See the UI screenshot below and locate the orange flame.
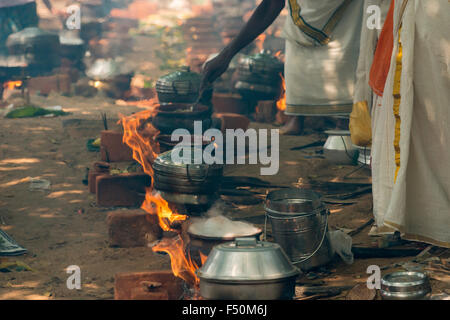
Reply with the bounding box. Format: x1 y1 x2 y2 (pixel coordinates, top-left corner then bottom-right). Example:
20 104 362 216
256 33 266 51
199 252 208 266
277 73 286 111
120 109 200 286
3 81 22 90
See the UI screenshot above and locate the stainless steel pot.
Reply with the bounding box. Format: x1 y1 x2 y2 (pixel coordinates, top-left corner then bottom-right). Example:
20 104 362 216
197 237 300 300
381 271 431 300
323 130 357 165
265 188 333 271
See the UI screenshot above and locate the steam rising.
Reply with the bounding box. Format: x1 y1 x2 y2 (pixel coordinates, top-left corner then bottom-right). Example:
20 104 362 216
188 201 261 238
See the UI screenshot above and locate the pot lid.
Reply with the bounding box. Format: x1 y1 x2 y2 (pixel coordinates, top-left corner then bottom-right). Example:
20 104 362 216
325 129 351 136
197 237 299 281
265 188 325 217
7 27 59 46
153 149 223 178
156 66 201 92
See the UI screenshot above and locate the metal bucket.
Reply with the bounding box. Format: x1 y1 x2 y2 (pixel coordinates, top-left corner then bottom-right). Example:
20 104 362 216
264 188 332 271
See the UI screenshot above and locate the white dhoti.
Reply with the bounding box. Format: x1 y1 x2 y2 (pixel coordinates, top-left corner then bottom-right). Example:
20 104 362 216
370 0 450 247
281 0 364 116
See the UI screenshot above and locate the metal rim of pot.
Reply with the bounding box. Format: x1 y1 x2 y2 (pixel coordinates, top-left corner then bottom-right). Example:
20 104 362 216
152 150 223 178
188 227 263 242
380 271 431 300
153 103 211 118
156 190 218 206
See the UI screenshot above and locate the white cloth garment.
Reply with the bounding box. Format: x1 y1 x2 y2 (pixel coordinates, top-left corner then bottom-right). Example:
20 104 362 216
370 0 450 247
353 0 391 112
281 0 364 116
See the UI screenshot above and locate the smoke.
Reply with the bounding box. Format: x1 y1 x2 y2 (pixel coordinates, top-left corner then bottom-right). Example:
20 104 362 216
188 200 260 238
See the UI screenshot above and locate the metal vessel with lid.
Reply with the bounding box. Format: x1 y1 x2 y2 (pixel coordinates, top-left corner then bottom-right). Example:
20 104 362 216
265 188 333 271
197 237 300 300
323 130 358 165
235 50 283 100
156 66 201 104
152 149 223 206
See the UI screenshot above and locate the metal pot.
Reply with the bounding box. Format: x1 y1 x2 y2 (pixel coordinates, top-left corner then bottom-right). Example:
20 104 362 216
156 66 201 104
6 27 61 72
235 50 283 101
323 130 357 165
197 237 300 300
265 188 333 271
187 226 262 266
151 103 212 135
381 271 431 300
152 149 223 208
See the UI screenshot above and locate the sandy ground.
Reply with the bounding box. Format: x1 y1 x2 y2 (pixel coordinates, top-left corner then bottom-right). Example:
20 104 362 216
0 35 448 300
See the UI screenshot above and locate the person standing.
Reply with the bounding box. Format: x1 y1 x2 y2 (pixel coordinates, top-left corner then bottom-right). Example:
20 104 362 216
202 0 365 135
367 0 450 247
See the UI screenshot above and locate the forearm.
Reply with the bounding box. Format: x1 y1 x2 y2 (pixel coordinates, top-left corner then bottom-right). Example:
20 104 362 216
42 0 53 12
222 0 285 60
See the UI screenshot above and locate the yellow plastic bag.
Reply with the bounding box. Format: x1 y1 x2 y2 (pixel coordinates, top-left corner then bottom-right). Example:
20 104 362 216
349 101 372 147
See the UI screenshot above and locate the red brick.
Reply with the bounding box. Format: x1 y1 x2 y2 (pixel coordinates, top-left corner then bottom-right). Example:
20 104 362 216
106 209 162 247
114 271 184 300
28 74 71 96
96 173 151 207
88 171 107 194
213 112 250 132
88 161 111 194
212 93 248 115
100 130 133 162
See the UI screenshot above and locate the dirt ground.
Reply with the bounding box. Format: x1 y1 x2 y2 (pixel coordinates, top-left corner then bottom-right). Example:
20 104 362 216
0 36 448 300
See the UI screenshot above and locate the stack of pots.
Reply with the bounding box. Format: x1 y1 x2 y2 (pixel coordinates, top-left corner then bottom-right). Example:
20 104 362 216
153 67 214 138
152 149 224 207
265 188 333 271
235 50 284 101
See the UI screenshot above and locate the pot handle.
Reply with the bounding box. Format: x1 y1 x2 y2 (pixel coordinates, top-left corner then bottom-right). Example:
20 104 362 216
235 237 257 246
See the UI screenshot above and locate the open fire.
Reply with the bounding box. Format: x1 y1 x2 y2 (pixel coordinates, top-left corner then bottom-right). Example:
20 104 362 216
3 80 23 90
120 109 200 287
277 73 286 111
